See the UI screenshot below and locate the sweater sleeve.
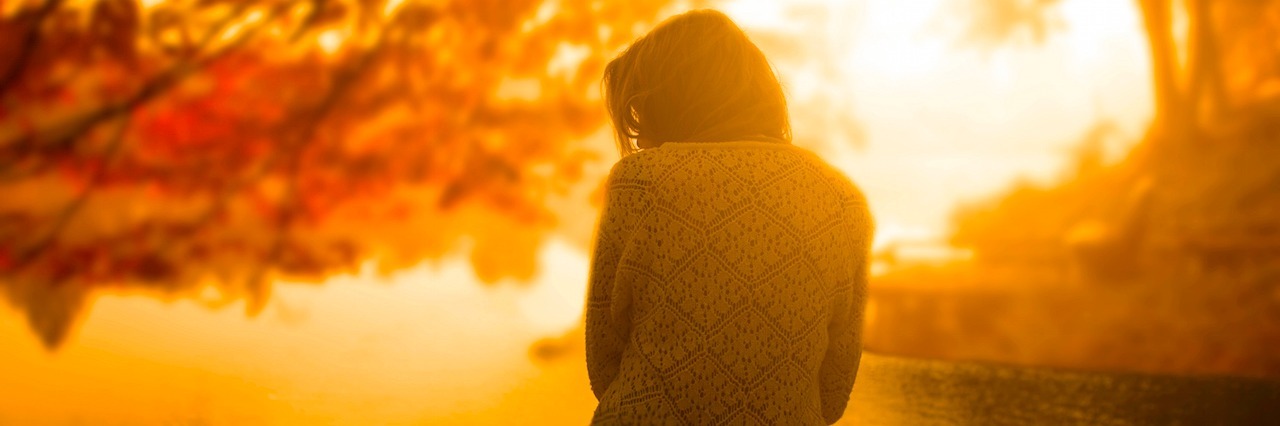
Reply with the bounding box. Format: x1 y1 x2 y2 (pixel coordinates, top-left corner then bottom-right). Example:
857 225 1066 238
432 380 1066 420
585 162 643 401
819 197 873 424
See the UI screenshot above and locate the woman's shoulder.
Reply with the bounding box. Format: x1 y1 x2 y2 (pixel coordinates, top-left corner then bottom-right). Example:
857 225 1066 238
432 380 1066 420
605 149 663 185
774 144 869 206
611 140 800 173
608 142 867 201
604 144 704 185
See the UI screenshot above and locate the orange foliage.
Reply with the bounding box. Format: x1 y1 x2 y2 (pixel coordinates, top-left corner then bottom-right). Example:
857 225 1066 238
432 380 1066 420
919 0 1280 377
0 0 679 348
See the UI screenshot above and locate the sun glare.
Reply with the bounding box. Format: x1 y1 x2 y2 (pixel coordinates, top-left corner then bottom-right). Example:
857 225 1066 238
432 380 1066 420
1058 0 1146 67
724 0 1151 254
317 29 347 54
383 0 408 18
720 0 792 29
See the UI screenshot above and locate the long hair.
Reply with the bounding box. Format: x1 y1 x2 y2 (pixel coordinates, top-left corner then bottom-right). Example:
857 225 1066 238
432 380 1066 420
602 9 792 156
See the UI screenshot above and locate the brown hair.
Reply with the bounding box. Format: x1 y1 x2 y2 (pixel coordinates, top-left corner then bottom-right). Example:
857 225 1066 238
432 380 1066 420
603 9 792 156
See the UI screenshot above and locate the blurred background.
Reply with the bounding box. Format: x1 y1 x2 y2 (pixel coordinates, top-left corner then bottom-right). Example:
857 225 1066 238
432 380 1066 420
1 0 1278 423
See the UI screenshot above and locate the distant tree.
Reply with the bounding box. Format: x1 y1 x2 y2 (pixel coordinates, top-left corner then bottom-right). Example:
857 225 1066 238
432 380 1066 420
949 0 1280 266
0 0 678 349
1145 0 1280 143
956 0 1280 145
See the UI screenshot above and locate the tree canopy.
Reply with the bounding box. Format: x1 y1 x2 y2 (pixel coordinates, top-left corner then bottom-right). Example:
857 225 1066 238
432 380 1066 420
0 0 681 349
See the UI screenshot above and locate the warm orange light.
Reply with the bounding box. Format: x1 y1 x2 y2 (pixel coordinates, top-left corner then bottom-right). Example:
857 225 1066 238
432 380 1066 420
316 29 347 54
2 0 1205 424
383 0 408 18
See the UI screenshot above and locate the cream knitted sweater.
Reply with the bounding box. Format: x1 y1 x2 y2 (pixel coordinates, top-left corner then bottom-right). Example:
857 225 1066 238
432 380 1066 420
586 141 873 425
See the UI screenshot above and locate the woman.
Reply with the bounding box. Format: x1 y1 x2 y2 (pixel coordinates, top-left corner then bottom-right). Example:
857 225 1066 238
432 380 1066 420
586 9 874 425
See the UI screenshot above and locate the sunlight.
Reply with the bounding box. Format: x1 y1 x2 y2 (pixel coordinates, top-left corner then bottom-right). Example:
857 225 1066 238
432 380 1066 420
139 0 167 10
745 0 1153 253
383 0 408 18
317 29 347 54
546 43 592 80
720 0 792 29
848 0 948 79
1058 0 1146 67
515 239 590 336
218 9 267 43
0 238 597 423
521 0 561 33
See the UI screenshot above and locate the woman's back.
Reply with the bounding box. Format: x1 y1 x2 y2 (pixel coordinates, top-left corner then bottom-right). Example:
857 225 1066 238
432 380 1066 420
586 141 873 425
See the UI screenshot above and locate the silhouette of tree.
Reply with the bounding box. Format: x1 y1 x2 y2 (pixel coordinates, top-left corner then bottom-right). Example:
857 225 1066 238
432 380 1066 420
1158 0 1280 142
0 0 678 349
957 0 1280 145
947 0 1280 295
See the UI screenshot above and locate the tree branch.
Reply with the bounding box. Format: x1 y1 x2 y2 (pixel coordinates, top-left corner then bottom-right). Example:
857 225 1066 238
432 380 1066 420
0 0 65 98
14 115 131 271
0 4 280 180
1138 0 1187 140
1188 0 1228 125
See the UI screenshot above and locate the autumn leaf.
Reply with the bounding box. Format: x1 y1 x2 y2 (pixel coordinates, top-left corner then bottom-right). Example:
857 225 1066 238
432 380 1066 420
0 0 678 349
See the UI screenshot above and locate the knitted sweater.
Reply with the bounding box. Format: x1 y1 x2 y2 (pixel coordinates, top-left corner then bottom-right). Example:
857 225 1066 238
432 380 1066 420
586 140 873 425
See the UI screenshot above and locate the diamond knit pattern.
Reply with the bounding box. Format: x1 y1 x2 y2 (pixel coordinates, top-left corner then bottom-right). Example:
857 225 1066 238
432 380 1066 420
587 141 873 425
